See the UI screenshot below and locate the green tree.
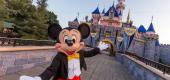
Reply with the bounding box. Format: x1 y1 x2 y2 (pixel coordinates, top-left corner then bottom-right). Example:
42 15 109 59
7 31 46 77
3 0 58 39
0 0 8 32
47 11 59 24
0 0 8 20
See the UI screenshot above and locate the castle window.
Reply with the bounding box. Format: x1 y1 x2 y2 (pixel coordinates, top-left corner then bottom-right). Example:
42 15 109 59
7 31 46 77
105 31 111 37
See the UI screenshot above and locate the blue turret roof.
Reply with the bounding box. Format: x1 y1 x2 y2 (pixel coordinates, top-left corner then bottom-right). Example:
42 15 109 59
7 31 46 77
114 10 119 17
104 9 110 16
102 9 105 14
155 39 160 46
92 7 100 14
73 18 78 22
147 23 155 32
138 25 146 33
112 2 116 11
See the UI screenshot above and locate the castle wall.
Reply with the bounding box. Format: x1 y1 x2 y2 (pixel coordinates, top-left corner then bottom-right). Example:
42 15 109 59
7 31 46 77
115 53 170 80
154 46 160 62
159 44 170 65
144 40 156 61
128 39 145 57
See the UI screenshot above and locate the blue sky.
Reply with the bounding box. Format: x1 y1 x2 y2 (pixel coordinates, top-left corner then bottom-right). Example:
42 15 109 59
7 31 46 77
34 0 170 44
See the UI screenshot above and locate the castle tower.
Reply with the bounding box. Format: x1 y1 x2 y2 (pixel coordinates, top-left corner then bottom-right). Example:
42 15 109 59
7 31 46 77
116 0 125 15
125 10 133 27
99 1 123 28
92 7 100 25
68 17 79 27
127 10 131 24
143 22 159 61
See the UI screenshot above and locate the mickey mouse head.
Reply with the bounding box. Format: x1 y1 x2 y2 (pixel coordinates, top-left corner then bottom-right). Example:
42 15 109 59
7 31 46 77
48 23 90 55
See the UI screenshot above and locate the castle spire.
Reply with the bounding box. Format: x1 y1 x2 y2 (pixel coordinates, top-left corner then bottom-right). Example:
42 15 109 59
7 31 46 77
151 16 153 23
102 8 105 14
77 12 79 18
147 16 155 33
112 1 115 7
127 9 131 23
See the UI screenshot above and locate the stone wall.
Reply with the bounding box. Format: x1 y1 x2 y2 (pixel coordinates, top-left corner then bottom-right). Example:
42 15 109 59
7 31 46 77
0 48 57 76
128 39 145 57
116 53 170 80
144 40 156 60
159 44 170 65
155 46 160 62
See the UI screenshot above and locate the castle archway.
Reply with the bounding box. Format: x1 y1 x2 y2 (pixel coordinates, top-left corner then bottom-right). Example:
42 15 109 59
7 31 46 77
101 39 115 56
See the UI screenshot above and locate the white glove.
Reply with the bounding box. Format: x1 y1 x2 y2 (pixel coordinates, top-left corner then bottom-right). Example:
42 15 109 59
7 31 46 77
20 75 41 80
97 42 109 51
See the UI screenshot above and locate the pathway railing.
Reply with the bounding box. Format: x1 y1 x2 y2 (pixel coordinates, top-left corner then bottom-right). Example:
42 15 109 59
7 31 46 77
118 51 170 75
0 37 56 46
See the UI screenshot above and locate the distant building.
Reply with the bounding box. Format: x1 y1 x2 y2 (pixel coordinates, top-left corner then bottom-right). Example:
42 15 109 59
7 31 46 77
0 22 21 38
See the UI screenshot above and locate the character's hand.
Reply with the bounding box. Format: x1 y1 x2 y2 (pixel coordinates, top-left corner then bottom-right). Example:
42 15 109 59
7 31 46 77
97 42 109 51
20 75 41 80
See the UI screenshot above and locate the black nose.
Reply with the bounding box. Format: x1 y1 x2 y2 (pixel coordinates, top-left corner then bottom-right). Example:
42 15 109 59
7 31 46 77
66 40 73 46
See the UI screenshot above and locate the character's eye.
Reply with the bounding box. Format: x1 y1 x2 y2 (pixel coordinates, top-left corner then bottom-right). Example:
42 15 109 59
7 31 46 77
64 35 68 43
72 35 76 43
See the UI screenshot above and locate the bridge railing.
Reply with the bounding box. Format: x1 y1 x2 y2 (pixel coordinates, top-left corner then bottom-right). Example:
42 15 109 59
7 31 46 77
118 51 170 75
0 37 56 46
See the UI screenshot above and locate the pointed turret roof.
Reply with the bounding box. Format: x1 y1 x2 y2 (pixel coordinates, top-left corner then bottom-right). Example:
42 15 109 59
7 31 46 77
114 10 119 17
138 25 146 33
111 2 116 12
147 22 155 32
73 18 78 22
104 9 110 16
92 7 100 14
155 39 160 46
102 8 105 14
127 10 131 23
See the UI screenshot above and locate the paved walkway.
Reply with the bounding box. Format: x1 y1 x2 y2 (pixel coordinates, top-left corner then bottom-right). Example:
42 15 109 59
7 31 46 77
0 54 135 80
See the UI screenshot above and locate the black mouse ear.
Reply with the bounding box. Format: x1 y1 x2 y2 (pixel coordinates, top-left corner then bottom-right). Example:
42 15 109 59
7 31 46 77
78 23 90 39
48 23 62 40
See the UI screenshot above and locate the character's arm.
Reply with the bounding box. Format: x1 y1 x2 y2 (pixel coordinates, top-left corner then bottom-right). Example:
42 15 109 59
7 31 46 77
83 42 109 57
83 47 100 57
20 54 61 80
39 54 61 80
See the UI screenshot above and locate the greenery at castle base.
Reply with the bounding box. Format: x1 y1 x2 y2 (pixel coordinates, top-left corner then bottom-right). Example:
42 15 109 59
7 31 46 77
0 0 58 40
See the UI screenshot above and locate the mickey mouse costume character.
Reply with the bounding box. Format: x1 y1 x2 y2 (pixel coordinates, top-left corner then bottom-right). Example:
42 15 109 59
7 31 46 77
20 23 109 80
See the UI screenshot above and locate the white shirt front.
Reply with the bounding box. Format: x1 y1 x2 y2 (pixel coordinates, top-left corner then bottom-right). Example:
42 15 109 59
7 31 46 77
68 58 81 79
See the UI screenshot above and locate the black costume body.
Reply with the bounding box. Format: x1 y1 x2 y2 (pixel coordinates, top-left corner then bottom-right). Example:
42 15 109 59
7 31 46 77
39 48 100 80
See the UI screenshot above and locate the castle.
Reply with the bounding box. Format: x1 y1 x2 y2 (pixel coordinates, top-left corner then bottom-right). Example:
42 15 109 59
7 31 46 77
68 0 170 65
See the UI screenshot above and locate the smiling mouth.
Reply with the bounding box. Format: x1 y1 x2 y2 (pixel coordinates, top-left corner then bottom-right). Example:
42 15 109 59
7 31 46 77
66 50 76 55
